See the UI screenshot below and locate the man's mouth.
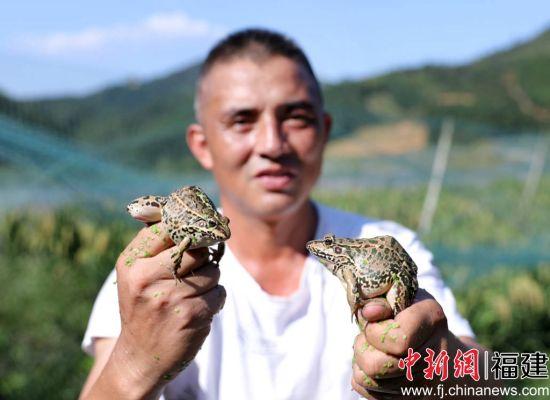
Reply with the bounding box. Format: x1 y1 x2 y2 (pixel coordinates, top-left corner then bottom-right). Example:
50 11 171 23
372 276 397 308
254 168 297 191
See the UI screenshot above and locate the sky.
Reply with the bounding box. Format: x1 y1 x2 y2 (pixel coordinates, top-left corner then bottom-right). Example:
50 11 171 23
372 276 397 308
1 1 548 99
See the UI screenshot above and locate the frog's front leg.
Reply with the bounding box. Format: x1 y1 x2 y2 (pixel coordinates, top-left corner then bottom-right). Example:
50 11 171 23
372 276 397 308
170 236 191 282
209 242 225 266
342 267 362 323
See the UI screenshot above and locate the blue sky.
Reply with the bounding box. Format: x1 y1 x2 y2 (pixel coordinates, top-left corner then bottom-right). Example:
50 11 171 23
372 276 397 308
1 0 548 99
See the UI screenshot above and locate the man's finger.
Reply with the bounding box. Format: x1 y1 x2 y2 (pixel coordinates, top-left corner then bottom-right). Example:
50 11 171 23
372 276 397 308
180 285 227 329
123 247 209 286
352 363 402 399
153 247 210 281
146 262 221 299
361 298 393 322
363 290 444 356
354 333 403 379
351 365 376 399
119 223 173 267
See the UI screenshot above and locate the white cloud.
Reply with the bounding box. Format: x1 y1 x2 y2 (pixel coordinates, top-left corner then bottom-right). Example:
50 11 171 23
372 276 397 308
14 11 225 55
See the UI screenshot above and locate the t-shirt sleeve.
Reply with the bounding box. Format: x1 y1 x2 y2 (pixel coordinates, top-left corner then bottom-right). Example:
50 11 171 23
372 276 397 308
402 232 475 339
81 268 121 356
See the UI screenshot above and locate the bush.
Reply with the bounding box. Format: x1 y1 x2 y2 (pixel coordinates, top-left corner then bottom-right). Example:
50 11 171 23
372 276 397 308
0 208 134 400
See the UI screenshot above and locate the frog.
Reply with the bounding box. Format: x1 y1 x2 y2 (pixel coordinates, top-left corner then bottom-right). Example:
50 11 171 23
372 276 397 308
306 234 418 323
126 185 231 281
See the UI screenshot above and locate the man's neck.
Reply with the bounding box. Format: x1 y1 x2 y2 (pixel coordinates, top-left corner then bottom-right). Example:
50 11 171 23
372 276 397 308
221 198 318 296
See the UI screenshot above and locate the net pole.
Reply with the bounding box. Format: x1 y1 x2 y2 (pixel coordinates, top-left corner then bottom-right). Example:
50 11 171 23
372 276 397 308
418 118 454 236
518 136 548 219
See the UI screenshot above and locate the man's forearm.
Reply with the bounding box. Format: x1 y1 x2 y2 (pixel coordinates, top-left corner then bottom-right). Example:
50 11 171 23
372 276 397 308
81 340 165 400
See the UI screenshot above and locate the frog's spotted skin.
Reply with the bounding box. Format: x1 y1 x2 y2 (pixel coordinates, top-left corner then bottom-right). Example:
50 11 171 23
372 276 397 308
306 234 418 322
127 186 231 280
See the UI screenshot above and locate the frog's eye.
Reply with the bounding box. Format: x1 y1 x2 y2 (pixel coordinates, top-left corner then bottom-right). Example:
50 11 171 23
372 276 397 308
334 246 342 254
324 235 334 246
207 220 217 228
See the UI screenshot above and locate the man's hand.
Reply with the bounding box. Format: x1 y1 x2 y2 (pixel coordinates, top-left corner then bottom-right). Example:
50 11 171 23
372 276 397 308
82 223 226 399
351 289 474 399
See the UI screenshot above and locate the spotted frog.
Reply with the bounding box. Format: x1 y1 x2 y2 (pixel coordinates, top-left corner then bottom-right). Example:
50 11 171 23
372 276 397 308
306 234 418 322
127 186 231 280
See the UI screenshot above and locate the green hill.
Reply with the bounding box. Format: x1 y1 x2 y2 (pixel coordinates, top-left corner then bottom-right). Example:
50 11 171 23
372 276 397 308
5 65 201 171
330 26 550 132
2 27 549 171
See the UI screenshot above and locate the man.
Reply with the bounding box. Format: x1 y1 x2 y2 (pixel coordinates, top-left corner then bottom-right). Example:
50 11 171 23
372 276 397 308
80 29 491 399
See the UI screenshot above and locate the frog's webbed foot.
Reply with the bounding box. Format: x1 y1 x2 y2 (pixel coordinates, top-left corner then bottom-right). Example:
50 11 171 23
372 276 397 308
170 237 191 283
209 242 225 266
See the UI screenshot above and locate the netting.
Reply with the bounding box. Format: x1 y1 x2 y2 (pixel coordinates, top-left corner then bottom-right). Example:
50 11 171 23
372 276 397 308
0 112 548 283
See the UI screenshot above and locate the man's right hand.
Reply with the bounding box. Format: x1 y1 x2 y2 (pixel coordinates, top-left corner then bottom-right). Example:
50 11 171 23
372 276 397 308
81 223 226 400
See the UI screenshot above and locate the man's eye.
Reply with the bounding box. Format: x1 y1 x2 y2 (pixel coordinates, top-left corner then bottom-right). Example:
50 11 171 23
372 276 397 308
285 115 314 128
231 118 254 131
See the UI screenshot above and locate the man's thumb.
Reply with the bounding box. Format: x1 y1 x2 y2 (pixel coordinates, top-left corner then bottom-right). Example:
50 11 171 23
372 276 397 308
361 298 393 322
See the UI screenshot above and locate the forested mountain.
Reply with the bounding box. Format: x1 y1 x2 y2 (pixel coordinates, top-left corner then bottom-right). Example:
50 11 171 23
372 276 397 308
326 26 550 133
2 27 548 170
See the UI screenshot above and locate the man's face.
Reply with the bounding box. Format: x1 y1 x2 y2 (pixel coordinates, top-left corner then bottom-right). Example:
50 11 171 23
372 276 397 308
191 56 330 221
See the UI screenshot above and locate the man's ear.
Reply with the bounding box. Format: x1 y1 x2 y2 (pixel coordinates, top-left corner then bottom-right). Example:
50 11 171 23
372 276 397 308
186 123 213 170
322 112 332 144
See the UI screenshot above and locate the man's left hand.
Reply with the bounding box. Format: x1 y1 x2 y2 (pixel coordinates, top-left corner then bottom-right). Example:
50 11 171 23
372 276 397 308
351 289 456 399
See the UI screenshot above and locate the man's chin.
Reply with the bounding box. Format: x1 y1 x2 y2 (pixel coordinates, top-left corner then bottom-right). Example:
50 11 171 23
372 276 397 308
247 190 308 221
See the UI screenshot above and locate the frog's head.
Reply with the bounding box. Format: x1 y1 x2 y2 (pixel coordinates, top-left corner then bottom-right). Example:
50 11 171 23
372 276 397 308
185 209 231 247
306 234 352 275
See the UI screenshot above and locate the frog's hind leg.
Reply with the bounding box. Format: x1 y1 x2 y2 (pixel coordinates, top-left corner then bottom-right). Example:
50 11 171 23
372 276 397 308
170 237 191 282
209 242 225 266
386 276 409 315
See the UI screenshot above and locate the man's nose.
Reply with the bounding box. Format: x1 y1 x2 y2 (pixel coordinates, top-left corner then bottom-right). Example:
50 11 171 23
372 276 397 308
256 115 288 159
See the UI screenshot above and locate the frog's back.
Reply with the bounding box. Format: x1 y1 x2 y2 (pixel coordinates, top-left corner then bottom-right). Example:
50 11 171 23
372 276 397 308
164 186 211 221
361 236 417 276
358 236 419 312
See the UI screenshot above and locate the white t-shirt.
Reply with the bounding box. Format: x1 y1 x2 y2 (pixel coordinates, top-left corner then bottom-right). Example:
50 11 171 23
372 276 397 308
82 203 474 400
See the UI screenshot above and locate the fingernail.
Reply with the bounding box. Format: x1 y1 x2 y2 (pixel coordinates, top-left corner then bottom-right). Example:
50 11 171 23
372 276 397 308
364 298 387 307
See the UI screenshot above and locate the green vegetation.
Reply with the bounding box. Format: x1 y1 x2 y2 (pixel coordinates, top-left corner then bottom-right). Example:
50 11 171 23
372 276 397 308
0 209 134 399
315 178 549 249
0 177 547 399
457 266 549 354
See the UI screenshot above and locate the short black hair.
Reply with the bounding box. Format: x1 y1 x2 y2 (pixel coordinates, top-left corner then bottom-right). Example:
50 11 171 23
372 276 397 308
195 28 323 116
